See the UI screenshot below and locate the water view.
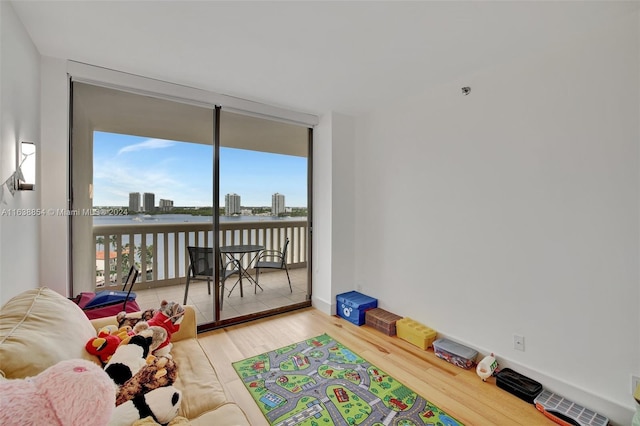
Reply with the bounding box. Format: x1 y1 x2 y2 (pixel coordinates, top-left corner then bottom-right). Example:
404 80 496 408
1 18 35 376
94 213 305 225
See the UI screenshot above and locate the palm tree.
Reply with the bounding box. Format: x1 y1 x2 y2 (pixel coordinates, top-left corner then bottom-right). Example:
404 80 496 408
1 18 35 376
136 244 154 280
109 235 119 251
96 236 104 252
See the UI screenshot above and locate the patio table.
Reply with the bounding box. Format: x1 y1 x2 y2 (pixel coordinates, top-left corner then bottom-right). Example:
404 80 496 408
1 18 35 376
219 244 264 297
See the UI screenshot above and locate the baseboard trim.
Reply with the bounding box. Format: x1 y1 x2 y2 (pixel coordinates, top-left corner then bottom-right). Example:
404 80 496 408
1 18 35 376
311 295 334 316
437 332 635 426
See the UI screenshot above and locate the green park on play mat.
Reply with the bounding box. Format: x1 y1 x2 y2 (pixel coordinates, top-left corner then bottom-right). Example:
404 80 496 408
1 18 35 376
232 333 464 426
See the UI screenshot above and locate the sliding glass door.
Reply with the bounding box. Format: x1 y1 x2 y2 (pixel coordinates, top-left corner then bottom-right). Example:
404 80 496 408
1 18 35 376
70 82 311 329
215 111 310 322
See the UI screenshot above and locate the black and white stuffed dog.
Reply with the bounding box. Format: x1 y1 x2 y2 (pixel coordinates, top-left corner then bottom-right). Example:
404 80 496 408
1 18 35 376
108 386 182 426
104 334 152 386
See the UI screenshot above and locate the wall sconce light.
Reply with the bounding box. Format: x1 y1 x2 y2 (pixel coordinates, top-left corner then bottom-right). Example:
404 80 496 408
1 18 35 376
16 141 36 191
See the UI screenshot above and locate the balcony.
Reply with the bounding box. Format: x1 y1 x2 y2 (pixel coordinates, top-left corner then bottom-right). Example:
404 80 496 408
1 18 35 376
93 218 309 323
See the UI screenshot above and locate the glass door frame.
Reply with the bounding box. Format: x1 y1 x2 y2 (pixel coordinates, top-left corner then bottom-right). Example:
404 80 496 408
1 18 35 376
199 107 313 332
68 74 313 332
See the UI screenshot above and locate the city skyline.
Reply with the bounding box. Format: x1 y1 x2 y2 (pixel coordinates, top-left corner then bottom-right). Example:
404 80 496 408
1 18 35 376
93 131 308 207
125 190 295 211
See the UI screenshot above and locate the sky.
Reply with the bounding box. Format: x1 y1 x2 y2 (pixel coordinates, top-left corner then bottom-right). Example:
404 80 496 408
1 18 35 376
93 131 308 207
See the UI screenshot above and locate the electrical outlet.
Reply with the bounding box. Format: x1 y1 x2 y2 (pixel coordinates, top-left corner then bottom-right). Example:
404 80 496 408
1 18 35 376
632 375 640 394
513 335 525 351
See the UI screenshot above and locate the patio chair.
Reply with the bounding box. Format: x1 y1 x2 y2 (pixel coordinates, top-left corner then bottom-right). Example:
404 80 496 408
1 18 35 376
254 237 291 293
184 246 239 308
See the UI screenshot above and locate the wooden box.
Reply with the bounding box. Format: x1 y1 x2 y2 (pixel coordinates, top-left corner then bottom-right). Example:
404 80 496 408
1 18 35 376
365 308 403 336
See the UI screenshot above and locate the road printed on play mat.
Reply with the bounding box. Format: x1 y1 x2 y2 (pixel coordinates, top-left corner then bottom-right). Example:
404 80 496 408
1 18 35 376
233 333 464 426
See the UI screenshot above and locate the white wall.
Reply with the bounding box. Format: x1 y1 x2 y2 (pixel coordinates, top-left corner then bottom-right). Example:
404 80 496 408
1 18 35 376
330 113 356 309
312 112 357 314
0 2 41 305
39 56 69 297
354 10 639 424
311 113 333 313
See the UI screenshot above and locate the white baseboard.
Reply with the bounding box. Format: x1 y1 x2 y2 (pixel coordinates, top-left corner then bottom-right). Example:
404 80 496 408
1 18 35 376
311 295 334 316
437 332 635 426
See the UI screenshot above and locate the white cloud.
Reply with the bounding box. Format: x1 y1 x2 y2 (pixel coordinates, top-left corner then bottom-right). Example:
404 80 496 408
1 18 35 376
117 139 175 155
93 158 212 207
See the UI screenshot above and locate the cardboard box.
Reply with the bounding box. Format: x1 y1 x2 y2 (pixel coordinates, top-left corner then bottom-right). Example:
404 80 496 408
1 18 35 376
365 308 403 336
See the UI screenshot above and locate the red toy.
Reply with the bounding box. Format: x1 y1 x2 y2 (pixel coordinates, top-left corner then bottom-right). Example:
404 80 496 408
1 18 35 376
85 327 123 363
134 300 184 357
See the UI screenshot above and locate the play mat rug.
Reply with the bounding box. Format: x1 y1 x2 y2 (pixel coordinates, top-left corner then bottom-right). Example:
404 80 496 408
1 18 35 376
232 333 464 426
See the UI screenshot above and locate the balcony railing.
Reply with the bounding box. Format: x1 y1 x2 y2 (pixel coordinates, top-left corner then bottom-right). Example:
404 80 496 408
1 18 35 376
93 219 308 289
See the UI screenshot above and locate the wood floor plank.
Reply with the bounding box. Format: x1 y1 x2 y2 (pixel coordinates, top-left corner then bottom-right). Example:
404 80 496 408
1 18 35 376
197 307 552 425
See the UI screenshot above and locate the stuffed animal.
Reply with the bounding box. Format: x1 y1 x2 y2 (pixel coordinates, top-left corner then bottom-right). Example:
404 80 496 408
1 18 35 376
86 328 123 364
116 356 178 406
117 308 157 329
104 333 153 386
108 386 182 426
134 300 185 357
115 319 166 355
0 359 115 426
101 324 135 341
85 325 136 363
144 326 168 354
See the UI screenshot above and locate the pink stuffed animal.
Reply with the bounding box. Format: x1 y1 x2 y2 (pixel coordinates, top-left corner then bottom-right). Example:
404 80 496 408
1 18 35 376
0 359 115 426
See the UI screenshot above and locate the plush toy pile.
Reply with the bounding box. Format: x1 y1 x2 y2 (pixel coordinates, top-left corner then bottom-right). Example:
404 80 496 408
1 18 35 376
81 300 185 425
0 359 115 426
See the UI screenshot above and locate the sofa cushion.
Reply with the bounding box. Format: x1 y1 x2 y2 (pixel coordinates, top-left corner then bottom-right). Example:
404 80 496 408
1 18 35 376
189 403 251 426
0 287 100 379
171 338 228 419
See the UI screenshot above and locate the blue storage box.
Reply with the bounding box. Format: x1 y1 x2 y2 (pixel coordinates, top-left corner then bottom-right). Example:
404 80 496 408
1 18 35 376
336 291 378 326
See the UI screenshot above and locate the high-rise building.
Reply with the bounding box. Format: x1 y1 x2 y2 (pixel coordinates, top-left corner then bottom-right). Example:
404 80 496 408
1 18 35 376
159 199 174 212
143 192 155 212
272 193 285 216
129 192 141 212
225 193 241 215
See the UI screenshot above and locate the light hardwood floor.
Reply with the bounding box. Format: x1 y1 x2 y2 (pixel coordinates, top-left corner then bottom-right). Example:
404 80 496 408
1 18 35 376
197 307 552 425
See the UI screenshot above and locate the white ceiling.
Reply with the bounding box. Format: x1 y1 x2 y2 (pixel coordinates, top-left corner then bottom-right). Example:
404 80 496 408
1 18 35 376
10 1 639 116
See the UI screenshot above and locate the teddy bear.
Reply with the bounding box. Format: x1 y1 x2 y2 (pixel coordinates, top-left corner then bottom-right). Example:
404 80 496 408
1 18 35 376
116 356 178 406
134 300 185 357
0 359 115 426
108 385 182 426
